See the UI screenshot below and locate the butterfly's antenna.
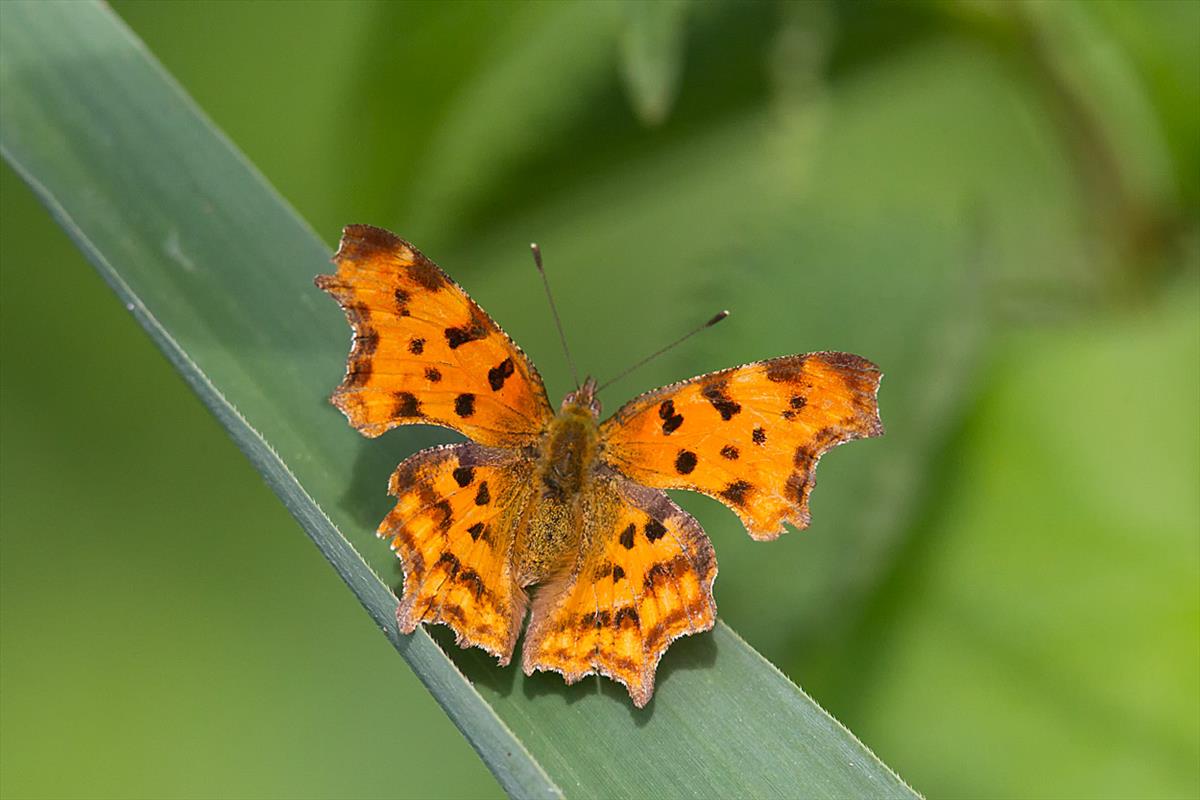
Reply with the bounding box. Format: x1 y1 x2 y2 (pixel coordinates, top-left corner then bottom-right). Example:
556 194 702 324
530 243 580 389
597 310 729 393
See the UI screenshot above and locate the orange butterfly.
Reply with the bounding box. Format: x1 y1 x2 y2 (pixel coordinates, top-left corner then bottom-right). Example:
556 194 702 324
316 225 883 707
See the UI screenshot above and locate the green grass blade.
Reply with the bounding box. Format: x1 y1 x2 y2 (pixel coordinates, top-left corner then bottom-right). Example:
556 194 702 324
0 2 917 797
618 0 689 126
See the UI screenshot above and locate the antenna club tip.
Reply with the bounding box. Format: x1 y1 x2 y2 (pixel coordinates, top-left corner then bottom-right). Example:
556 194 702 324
707 310 731 326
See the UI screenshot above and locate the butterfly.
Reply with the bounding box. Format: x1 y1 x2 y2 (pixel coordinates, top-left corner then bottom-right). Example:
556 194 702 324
315 225 883 707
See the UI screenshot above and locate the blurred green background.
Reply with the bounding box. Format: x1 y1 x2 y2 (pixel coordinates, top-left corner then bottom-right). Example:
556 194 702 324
2 1 1197 798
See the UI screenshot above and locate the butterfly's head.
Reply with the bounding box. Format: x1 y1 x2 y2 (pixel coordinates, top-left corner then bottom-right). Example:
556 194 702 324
560 376 601 418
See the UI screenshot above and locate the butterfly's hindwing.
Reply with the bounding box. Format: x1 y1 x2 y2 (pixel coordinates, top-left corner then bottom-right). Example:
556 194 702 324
521 470 716 707
381 443 533 663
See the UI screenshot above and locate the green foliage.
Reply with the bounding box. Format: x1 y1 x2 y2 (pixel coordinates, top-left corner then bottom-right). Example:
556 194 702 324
2 0 1196 798
0 2 917 798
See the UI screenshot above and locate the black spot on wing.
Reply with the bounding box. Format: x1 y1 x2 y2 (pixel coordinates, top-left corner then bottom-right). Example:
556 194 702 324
720 444 740 460
436 551 460 574
720 480 753 507
619 523 636 549
474 481 491 506
644 561 673 590
644 519 668 542
467 521 486 541
752 426 767 445
674 450 698 475
444 322 487 349
454 393 475 418
581 610 612 629
612 565 626 582
393 391 421 417
424 367 442 382
488 357 515 391
613 607 640 628
408 337 425 355
658 399 684 435
702 381 742 420
452 466 474 487
783 393 808 420
393 289 411 316
457 567 487 600
433 500 454 532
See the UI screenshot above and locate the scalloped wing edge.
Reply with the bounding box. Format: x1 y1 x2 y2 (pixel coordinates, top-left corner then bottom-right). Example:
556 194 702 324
602 351 885 540
315 224 553 441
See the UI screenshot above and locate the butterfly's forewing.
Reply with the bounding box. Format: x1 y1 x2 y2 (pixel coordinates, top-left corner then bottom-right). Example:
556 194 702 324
600 352 883 540
522 472 716 707
316 225 553 447
380 443 535 664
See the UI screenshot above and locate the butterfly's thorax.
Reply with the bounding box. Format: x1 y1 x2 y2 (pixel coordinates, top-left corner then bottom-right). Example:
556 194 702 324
515 380 603 584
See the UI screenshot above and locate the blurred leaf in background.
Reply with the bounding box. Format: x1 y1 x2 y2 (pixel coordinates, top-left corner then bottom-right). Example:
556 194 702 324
1 1 1196 798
